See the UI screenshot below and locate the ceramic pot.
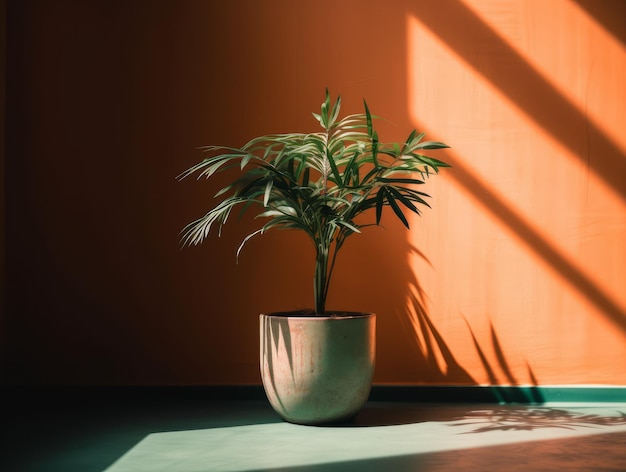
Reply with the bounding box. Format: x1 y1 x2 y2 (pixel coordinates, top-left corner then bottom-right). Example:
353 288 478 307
260 311 376 425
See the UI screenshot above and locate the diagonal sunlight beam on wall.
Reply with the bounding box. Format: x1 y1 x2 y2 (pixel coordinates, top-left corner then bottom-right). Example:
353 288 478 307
461 0 626 157
406 0 626 375
406 2 626 384
408 0 626 201
442 150 626 336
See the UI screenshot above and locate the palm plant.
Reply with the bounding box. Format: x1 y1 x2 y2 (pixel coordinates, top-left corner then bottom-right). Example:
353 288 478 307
179 90 450 314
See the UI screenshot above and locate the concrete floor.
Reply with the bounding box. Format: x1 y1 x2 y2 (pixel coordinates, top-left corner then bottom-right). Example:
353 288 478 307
2 392 626 471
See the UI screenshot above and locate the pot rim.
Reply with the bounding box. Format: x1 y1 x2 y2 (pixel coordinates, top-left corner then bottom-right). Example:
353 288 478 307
260 310 375 320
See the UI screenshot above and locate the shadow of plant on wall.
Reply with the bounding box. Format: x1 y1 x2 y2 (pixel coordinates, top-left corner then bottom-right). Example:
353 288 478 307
399 245 542 398
463 316 544 404
399 246 474 384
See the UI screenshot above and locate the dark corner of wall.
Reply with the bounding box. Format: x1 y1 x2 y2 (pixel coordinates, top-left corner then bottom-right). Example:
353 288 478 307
1 0 6 383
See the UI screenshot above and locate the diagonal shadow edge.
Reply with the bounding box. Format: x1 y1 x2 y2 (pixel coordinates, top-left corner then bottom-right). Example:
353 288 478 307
445 151 626 336
410 0 626 200
571 0 626 47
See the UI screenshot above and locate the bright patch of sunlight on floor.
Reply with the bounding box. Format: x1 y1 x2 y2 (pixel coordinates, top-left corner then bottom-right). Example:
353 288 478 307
105 405 626 472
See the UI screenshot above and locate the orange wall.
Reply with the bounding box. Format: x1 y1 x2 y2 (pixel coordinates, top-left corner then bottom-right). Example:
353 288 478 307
3 0 625 386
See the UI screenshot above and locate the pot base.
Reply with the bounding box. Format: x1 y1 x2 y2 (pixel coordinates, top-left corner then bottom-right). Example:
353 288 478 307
260 312 376 425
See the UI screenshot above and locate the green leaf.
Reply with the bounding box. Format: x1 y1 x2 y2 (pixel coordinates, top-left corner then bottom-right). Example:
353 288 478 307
328 94 342 128
320 89 331 129
378 176 425 185
337 219 361 233
405 129 418 146
327 151 343 186
302 167 310 187
411 154 452 171
180 89 450 315
361 166 382 185
407 131 425 147
386 190 410 228
392 142 401 157
375 187 386 225
236 228 264 261
415 141 450 150
240 153 253 169
371 129 379 165
263 180 273 207
364 99 373 138
257 209 285 218
276 205 298 217
387 187 418 214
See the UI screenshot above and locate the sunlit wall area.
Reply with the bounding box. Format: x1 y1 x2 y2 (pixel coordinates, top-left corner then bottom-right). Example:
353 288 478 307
405 0 626 385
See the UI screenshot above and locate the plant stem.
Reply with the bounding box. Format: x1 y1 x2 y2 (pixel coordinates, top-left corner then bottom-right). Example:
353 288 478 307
314 242 329 314
314 230 346 315
323 236 344 309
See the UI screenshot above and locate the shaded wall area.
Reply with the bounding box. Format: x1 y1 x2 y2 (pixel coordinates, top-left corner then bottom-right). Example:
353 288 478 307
0 0 5 379
2 0 625 386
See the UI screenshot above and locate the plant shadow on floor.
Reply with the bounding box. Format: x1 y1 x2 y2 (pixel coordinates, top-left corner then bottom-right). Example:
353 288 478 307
338 403 626 433
447 407 626 433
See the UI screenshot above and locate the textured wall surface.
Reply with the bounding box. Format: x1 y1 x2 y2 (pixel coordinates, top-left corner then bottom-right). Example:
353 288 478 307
3 0 625 385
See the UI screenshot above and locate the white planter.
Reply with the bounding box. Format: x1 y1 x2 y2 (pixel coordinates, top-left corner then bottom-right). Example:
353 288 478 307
260 312 376 425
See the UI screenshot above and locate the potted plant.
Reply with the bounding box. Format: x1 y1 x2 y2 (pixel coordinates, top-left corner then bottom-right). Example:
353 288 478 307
179 90 449 424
